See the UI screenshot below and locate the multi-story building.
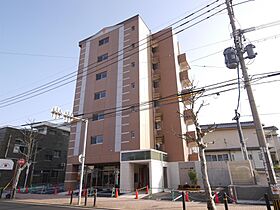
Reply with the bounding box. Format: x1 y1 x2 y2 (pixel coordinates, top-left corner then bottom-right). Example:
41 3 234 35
0 122 70 188
65 15 192 193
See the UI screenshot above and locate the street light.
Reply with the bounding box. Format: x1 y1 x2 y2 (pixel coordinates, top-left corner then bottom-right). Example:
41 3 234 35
51 106 89 205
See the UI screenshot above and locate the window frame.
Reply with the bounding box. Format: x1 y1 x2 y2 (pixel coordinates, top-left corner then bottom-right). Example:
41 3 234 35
96 71 107 81
99 37 109 46
91 135 104 144
92 112 105 121
97 53 108 62
94 90 106 100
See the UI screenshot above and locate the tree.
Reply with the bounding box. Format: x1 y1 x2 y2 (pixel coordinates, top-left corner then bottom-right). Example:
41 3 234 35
182 86 216 210
11 123 38 198
188 169 198 186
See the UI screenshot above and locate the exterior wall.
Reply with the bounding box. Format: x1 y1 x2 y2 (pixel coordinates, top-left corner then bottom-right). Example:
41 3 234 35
151 28 187 162
120 162 134 193
167 162 180 189
149 160 167 193
138 17 152 150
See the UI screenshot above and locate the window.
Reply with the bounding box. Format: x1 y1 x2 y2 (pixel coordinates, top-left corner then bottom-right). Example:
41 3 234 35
259 152 263 160
13 138 25 153
131 82 135 89
152 47 159 54
94 90 106 100
53 150 61 158
91 135 103 144
99 37 109 46
153 100 160 108
96 71 107 80
206 155 212 161
223 154 229 161
51 170 59 178
206 154 229 162
131 26 135 31
131 62 135 67
131 131 135 139
155 122 161 130
45 154 53 161
248 154 253 160
153 80 160 88
152 63 159 70
131 43 135 48
92 112 105 121
211 155 217 161
97 53 108 62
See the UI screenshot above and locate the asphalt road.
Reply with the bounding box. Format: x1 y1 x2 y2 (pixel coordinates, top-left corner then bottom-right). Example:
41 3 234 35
0 201 104 210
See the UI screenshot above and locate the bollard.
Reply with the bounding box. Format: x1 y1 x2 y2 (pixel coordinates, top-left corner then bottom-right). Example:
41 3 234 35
25 187 28 193
223 192 229 210
135 189 139 199
54 187 57 195
146 185 149 194
70 190 73 205
214 192 219 203
67 188 71 195
93 189 97 207
84 189 88 206
264 194 271 210
185 191 189 202
115 188 118 198
182 191 186 210
0 188 3 199
18 187 20 193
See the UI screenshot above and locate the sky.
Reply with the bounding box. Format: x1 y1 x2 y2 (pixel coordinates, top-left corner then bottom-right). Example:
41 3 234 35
0 0 280 130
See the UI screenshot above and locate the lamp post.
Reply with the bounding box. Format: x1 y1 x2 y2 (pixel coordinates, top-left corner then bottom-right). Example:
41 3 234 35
51 106 89 205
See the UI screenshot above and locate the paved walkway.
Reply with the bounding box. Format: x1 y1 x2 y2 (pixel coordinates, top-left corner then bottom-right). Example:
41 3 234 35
1 193 271 210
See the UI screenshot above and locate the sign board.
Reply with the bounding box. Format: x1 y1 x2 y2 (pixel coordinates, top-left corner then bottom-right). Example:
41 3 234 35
0 159 14 170
271 184 280 195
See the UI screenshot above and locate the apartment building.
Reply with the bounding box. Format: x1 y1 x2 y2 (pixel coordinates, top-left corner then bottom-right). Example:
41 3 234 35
65 15 192 193
0 122 69 188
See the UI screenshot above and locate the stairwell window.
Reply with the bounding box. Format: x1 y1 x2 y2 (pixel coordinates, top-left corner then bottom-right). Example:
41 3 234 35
92 112 105 121
99 37 109 46
152 63 159 70
94 90 106 100
91 135 103 144
96 71 107 80
97 53 108 62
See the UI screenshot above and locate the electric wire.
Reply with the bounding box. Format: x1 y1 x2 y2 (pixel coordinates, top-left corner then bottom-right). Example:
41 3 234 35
0 2 227 108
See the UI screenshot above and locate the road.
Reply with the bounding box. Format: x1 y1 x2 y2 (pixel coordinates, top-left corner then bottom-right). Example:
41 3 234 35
0 201 106 210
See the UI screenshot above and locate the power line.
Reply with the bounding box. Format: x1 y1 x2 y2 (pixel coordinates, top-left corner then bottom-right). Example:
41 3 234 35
0 1 226 108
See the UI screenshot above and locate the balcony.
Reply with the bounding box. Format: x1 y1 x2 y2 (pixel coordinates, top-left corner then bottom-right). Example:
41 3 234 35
183 109 195 125
185 131 196 143
152 56 159 64
188 153 199 161
178 53 190 71
152 73 161 81
155 112 163 122
179 70 191 88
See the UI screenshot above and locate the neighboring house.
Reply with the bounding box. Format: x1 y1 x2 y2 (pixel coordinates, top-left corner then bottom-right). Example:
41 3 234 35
0 122 70 188
65 15 193 193
201 121 279 170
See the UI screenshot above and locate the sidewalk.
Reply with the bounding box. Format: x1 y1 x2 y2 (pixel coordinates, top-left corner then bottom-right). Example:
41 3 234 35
2 193 270 210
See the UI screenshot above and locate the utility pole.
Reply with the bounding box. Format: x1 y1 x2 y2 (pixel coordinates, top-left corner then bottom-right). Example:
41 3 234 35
225 0 278 196
51 106 89 206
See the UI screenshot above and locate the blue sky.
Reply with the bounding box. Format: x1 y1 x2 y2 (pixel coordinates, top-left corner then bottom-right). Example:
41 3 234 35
0 0 280 129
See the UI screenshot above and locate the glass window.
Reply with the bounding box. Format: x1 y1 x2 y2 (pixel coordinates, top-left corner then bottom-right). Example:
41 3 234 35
153 100 160 108
152 47 159 53
206 155 212 161
99 37 109 46
131 26 135 31
96 71 107 80
91 135 103 144
152 63 159 70
94 91 106 100
218 155 223 161
131 62 135 67
131 82 135 89
223 154 229 161
153 80 160 88
97 53 108 62
259 152 263 160
45 154 53 161
248 154 253 160
211 155 217 161
53 150 61 158
131 131 135 139
131 43 135 48
155 122 161 130
92 112 105 121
